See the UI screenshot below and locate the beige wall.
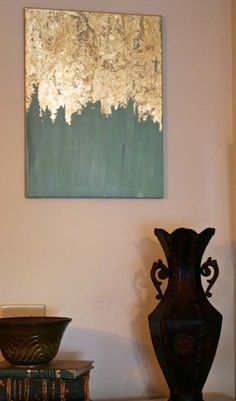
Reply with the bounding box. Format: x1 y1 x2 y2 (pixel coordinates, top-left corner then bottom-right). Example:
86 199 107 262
0 0 234 399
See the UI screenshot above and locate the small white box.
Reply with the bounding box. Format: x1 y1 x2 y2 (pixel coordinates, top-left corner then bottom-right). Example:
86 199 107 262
1 304 46 317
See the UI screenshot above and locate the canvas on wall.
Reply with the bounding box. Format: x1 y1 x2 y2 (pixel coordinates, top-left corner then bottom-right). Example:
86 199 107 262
25 8 163 198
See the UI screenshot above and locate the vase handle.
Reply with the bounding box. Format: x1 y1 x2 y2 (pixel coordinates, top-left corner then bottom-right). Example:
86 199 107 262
200 257 219 297
151 259 169 300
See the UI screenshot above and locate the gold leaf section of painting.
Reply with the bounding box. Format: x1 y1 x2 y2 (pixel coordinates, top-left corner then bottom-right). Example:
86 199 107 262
25 9 162 129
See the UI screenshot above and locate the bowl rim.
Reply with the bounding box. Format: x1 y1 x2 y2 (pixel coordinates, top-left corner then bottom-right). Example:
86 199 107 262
0 316 72 325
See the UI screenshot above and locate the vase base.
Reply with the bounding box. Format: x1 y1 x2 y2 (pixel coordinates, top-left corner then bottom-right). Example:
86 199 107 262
168 395 203 401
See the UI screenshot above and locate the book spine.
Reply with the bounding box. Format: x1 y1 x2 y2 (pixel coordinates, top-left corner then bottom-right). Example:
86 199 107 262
6 378 10 401
0 380 6 401
18 379 22 401
42 378 47 401
0 374 89 401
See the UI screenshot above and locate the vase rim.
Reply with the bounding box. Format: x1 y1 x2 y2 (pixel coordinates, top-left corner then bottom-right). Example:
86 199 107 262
154 227 216 264
154 227 215 237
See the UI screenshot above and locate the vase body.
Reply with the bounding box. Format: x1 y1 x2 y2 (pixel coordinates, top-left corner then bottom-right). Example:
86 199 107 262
148 228 222 401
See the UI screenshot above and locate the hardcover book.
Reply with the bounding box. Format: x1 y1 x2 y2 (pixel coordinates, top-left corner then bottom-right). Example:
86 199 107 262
0 376 89 401
0 360 93 379
0 360 93 401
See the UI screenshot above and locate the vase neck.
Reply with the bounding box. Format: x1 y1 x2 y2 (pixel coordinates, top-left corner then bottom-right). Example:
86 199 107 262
154 227 216 300
168 257 202 297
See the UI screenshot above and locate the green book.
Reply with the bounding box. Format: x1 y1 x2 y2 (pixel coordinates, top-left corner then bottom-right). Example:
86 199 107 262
0 360 93 379
0 375 90 401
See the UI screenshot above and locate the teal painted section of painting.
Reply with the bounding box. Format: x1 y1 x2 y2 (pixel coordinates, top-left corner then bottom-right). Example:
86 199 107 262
26 93 163 198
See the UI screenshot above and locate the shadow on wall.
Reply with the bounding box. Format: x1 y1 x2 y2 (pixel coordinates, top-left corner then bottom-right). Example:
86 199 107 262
57 325 166 400
131 234 169 398
55 234 169 400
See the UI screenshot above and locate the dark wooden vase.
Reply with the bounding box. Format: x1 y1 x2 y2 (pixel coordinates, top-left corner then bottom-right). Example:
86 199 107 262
148 228 222 401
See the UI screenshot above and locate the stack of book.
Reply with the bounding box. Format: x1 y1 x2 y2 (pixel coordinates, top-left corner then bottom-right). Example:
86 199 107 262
0 360 93 401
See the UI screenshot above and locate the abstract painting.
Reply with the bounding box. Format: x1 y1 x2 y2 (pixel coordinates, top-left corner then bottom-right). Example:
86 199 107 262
25 8 163 198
